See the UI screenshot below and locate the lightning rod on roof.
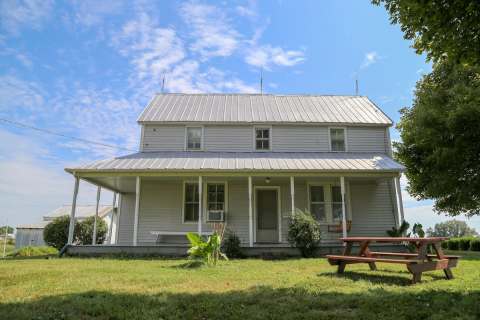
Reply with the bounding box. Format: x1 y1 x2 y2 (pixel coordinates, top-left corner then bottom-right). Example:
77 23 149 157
260 68 263 95
161 75 166 93
355 78 359 96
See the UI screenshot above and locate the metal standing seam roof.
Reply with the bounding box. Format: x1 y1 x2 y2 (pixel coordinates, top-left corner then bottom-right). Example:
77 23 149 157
137 94 393 125
66 152 404 173
43 205 113 220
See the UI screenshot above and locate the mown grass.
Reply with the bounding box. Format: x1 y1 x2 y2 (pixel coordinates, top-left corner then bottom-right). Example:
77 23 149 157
1 253 479 319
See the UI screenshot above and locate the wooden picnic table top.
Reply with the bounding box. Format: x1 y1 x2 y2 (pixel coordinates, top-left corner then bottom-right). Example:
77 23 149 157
340 237 448 243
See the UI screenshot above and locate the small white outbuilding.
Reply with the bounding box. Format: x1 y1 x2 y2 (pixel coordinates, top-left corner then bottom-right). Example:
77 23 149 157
15 205 114 248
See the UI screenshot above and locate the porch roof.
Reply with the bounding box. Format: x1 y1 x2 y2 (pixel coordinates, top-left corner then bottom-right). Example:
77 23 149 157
65 151 404 174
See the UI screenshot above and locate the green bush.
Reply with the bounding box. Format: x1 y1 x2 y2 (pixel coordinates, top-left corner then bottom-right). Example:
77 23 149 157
287 209 321 258
447 239 460 250
221 231 244 259
11 246 58 257
76 216 108 245
459 238 472 251
441 240 448 249
43 216 80 250
470 239 480 251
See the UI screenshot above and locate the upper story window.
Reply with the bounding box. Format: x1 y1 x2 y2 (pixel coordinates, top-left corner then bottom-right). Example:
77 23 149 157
255 127 271 151
186 127 202 150
330 128 346 152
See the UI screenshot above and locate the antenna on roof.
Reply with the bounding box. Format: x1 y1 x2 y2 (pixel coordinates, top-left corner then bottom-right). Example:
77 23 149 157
161 75 166 93
355 77 359 96
260 68 263 95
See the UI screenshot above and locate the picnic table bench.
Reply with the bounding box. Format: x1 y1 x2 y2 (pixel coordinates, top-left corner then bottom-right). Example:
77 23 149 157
326 237 459 284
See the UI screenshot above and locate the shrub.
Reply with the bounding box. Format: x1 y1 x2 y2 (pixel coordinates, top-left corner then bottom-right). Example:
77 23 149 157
459 238 472 251
76 216 108 245
11 246 58 257
441 240 448 249
288 209 321 258
447 239 460 250
43 216 80 250
470 239 480 251
221 231 244 259
386 221 410 237
186 232 228 266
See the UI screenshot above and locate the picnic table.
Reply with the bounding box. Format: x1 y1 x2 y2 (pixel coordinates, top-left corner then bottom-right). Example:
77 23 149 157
326 237 460 284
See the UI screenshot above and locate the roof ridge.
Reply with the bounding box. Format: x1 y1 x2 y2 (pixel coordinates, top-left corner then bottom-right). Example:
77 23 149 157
154 93 367 98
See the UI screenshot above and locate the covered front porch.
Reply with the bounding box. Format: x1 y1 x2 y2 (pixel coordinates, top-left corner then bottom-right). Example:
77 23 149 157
63 151 405 254
64 173 404 250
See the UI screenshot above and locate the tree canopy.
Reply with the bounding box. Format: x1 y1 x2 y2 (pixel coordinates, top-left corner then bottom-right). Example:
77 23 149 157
372 0 480 65
426 220 478 238
394 61 480 216
0 226 14 234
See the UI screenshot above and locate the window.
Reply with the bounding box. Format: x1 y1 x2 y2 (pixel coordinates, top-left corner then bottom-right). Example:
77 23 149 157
184 183 199 222
331 186 343 222
309 184 345 223
309 186 326 222
330 128 346 152
207 183 225 211
186 127 202 150
255 127 270 150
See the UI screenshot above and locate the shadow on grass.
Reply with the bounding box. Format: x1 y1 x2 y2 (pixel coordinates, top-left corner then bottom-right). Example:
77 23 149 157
1 287 478 320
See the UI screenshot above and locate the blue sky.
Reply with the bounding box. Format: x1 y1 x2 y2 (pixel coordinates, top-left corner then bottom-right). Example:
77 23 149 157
1 0 479 231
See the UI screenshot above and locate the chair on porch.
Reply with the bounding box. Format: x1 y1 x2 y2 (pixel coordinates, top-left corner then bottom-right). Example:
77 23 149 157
327 220 352 233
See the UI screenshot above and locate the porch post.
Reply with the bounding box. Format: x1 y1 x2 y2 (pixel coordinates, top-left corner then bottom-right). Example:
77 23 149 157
290 176 295 214
340 176 347 239
395 175 405 224
198 176 203 235
133 176 141 246
107 192 117 244
114 193 122 244
67 176 80 245
92 186 101 245
248 176 253 247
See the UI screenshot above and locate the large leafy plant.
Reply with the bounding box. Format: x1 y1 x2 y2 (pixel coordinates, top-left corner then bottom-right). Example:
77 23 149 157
186 224 228 266
287 209 321 258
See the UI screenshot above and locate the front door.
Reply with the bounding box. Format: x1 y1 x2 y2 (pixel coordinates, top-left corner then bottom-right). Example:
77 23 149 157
256 188 279 243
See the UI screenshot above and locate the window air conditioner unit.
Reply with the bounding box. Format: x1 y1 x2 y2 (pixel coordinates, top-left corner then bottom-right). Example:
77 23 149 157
207 210 225 222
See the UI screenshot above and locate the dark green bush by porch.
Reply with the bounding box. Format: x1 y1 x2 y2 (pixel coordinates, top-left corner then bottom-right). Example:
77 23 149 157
221 232 244 259
470 239 480 251
43 216 79 250
287 210 321 258
76 216 108 245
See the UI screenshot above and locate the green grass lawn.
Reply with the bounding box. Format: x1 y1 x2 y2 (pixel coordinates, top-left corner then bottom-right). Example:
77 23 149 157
1 252 479 319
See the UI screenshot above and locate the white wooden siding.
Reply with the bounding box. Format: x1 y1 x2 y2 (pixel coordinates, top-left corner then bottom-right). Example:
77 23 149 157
273 126 329 152
142 125 185 151
204 126 252 152
117 193 135 244
140 124 391 153
349 180 396 236
347 127 387 153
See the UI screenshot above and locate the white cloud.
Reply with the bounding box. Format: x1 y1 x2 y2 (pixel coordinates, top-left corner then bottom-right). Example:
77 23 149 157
71 0 125 27
0 0 53 34
179 1 240 59
0 129 113 227
245 45 305 69
0 75 45 118
236 0 258 18
404 205 480 231
360 51 379 69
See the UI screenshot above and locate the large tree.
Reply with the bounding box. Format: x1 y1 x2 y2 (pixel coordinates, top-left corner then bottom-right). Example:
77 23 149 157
372 0 480 65
427 220 478 238
374 0 480 216
395 61 480 216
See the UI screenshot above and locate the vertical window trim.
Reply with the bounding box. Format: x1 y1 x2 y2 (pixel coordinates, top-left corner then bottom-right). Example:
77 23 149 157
328 127 347 152
182 181 200 224
185 126 204 151
253 126 272 151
